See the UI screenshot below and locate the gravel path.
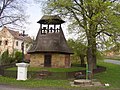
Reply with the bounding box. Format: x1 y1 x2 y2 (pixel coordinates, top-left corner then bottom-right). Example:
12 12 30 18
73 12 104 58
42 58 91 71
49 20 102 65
104 59 120 65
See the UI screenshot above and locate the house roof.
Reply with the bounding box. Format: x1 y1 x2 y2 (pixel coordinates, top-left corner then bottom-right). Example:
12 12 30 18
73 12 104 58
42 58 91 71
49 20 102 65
37 15 65 24
8 29 23 40
24 36 32 43
2 26 32 42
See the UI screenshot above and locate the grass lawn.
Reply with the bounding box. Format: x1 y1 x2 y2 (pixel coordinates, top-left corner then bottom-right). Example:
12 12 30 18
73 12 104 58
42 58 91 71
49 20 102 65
1 60 120 90
6 66 85 72
0 77 70 88
5 65 85 80
95 60 120 89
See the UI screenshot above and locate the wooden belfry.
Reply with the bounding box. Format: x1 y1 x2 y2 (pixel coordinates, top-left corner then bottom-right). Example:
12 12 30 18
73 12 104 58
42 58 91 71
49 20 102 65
28 15 73 68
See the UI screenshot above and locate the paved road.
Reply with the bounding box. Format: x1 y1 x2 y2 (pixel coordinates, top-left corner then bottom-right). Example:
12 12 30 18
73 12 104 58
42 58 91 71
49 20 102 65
0 84 74 90
0 84 30 90
104 59 120 65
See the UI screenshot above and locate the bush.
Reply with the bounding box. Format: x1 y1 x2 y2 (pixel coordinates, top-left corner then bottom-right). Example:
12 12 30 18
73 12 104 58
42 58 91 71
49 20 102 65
0 50 15 65
14 51 22 63
0 50 24 65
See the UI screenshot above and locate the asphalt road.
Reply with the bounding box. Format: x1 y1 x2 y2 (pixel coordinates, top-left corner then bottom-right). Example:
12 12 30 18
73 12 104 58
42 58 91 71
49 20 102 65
0 84 73 90
104 59 120 65
0 84 30 90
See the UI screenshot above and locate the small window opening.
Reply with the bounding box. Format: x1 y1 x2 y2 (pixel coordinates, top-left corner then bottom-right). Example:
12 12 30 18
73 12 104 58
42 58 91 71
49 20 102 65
5 40 8 45
0 41 2 45
16 41 18 46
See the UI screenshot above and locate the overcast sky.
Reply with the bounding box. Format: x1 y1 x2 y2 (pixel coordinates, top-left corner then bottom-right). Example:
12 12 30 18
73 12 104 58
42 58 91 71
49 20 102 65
25 1 43 38
25 1 71 39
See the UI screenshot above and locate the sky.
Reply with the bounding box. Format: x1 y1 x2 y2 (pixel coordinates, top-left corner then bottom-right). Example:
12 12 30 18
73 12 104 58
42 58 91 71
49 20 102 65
25 1 43 38
0 0 75 40
25 1 71 39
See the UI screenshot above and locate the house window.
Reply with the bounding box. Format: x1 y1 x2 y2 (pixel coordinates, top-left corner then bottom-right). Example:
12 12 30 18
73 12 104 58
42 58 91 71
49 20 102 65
0 41 2 45
5 40 8 45
16 41 18 46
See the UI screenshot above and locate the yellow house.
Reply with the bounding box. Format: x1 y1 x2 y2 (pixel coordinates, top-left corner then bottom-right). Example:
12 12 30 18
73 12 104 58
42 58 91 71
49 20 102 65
0 26 32 54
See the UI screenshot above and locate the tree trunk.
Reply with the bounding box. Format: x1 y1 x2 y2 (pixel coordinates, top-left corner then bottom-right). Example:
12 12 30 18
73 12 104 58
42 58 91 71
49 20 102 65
87 37 94 80
93 54 97 69
86 35 97 80
92 39 97 69
80 55 85 67
87 46 93 80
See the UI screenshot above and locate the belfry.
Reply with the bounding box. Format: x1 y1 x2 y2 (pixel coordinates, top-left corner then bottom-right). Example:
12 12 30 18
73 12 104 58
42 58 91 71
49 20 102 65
28 15 73 68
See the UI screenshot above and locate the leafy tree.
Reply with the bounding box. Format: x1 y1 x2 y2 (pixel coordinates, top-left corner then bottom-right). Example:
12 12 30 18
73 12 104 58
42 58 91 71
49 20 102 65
0 0 28 27
67 39 86 66
41 0 120 79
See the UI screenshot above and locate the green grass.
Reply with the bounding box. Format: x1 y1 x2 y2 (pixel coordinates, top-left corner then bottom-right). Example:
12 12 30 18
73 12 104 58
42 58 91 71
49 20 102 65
6 66 85 72
0 76 70 88
5 65 85 80
95 60 120 88
0 76 102 90
1 61 120 89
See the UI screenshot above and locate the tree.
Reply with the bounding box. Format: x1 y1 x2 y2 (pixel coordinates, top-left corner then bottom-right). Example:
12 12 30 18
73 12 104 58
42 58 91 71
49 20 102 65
67 39 86 66
42 0 120 79
0 0 28 27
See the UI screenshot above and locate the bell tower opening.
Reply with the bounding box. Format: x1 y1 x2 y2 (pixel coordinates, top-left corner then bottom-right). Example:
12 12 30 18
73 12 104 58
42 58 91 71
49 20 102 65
41 24 61 35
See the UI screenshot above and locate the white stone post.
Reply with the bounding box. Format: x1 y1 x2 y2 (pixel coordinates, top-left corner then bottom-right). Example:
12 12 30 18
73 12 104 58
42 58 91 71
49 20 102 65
16 63 29 80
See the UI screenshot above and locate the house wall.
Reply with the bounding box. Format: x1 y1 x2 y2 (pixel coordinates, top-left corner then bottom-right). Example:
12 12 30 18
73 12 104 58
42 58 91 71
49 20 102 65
14 39 22 52
0 28 14 54
30 53 71 68
14 40 31 54
24 42 32 54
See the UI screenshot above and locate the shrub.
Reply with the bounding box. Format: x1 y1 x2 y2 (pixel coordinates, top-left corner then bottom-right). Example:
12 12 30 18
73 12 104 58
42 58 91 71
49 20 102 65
14 51 22 63
0 50 15 65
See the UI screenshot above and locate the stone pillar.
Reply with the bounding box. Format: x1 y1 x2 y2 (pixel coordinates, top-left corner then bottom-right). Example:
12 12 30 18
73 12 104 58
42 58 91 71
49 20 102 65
16 63 29 80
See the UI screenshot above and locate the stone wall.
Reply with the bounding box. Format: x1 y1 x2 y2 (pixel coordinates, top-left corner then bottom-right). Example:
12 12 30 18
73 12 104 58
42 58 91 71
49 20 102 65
30 53 71 68
30 54 44 67
52 54 71 68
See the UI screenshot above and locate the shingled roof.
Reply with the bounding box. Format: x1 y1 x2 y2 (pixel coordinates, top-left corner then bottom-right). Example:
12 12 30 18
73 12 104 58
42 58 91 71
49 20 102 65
28 15 73 54
37 15 65 24
9 29 23 40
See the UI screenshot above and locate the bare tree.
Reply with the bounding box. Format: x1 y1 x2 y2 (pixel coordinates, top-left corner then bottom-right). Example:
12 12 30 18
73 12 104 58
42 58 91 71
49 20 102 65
0 0 28 27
